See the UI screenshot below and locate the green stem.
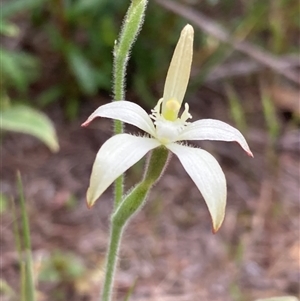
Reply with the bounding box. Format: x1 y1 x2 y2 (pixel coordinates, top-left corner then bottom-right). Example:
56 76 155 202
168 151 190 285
101 147 169 301
17 172 36 301
11 197 24 299
101 224 123 301
114 175 124 209
102 1 149 299
112 0 148 209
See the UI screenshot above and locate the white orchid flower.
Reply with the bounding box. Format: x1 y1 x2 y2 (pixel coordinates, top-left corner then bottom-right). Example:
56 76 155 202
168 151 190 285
82 24 253 232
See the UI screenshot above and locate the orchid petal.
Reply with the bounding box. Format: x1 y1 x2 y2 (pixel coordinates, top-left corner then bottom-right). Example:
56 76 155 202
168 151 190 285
167 143 227 232
87 134 160 207
82 101 155 136
178 119 253 157
162 24 193 118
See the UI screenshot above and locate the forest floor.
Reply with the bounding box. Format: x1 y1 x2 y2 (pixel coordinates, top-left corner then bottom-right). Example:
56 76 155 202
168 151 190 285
1 84 300 301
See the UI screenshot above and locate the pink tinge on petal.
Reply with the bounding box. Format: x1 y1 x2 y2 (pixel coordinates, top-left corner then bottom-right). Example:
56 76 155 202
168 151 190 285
247 148 254 157
81 118 93 127
81 101 156 136
233 141 253 158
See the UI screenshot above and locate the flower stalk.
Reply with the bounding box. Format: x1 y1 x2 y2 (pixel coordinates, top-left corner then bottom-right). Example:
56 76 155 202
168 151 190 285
112 0 148 208
101 147 169 301
113 147 169 227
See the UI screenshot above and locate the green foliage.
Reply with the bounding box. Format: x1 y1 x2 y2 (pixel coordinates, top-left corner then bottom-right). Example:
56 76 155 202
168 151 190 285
1 0 298 117
39 251 86 283
0 279 16 298
0 193 9 214
1 1 59 150
1 103 59 152
261 90 280 142
1 0 119 119
66 45 99 95
0 48 39 93
0 0 297 148
1 0 183 115
123 279 137 301
11 173 36 301
229 282 246 301
1 0 47 18
37 250 86 301
225 84 247 132
0 20 19 36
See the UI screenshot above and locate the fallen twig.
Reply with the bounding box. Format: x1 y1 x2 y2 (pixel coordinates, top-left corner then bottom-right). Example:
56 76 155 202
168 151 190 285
203 56 300 82
156 0 300 85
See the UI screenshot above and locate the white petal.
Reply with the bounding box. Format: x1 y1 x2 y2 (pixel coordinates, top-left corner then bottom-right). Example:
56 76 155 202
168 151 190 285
167 143 227 232
162 24 194 114
178 119 253 157
82 101 155 136
87 134 160 207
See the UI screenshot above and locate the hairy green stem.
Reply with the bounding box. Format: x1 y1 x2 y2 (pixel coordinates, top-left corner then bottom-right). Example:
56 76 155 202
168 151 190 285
114 175 124 210
102 1 149 299
101 224 123 301
101 147 169 301
112 0 148 208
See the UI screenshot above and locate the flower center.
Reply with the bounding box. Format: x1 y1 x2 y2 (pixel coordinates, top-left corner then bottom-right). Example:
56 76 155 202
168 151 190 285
163 98 180 121
150 99 192 144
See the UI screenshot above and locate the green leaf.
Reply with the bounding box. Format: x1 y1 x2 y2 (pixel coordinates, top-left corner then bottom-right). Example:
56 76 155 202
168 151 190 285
0 194 9 214
0 48 39 92
67 0 107 20
1 105 59 152
1 0 46 18
37 86 63 107
66 46 98 95
39 251 86 282
0 279 16 297
0 20 19 37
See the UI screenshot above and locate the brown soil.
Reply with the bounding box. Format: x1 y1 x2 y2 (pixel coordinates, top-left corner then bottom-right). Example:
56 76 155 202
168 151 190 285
1 89 299 301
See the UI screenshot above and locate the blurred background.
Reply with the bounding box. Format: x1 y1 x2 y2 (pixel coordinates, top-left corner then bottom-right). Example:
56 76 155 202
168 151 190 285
1 0 299 300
